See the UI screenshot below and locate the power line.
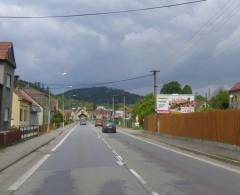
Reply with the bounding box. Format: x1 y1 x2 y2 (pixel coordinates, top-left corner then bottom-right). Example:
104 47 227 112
0 0 207 19
46 73 152 88
161 0 239 69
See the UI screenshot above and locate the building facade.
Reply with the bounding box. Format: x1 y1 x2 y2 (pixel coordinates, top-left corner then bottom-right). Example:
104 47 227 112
11 89 43 128
0 42 16 131
229 82 240 109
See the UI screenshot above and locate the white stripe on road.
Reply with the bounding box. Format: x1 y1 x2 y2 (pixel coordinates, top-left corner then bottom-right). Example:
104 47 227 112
116 160 126 166
130 169 146 185
152 192 160 195
51 126 77 152
119 131 240 175
8 154 51 191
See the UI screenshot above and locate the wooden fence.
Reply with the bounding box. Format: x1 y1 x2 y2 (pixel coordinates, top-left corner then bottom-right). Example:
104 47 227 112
144 110 240 146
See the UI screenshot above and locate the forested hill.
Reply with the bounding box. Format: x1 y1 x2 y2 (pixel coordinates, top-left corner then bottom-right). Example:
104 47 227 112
62 87 142 105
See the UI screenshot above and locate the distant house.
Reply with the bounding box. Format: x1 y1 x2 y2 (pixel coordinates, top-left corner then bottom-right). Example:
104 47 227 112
229 82 240 109
23 88 50 125
0 42 16 131
11 89 43 127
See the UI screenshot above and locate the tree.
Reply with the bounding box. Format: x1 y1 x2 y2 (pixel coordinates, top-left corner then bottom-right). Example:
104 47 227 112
209 90 229 109
182 85 192 94
195 95 207 101
132 94 155 126
51 111 63 124
160 81 182 94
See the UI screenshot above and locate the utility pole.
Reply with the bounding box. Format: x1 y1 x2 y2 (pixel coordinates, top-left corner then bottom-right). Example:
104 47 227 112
112 95 115 120
62 91 65 128
123 95 126 128
150 70 160 134
150 70 160 111
47 88 51 132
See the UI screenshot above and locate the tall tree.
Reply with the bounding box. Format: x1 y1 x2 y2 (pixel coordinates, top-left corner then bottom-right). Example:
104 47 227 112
160 81 182 94
132 93 155 126
182 85 193 94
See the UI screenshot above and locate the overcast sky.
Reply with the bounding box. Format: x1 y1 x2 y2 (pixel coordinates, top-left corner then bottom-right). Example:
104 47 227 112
1 0 239 95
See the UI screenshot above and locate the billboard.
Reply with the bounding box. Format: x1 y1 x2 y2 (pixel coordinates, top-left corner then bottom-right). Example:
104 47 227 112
157 94 195 114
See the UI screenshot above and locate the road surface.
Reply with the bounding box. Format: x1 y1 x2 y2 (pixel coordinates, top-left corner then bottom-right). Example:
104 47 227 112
1 123 240 195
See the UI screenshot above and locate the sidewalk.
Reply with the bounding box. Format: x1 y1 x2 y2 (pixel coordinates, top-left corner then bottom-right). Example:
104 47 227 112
119 127 240 166
0 123 76 172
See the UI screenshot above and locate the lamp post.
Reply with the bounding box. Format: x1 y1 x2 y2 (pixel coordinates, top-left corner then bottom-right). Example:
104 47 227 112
62 85 73 128
47 88 51 132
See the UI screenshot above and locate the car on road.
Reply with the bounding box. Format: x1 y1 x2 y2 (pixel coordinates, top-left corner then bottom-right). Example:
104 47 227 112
80 119 87 125
95 119 103 127
102 121 116 133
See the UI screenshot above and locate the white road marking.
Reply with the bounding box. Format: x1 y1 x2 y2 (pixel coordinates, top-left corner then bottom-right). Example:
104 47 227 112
51 126 77 152
116 155 123 161
8 154 51 191
152 192 160 195
119 131 240 174
116 160 126 166
130 169 146 185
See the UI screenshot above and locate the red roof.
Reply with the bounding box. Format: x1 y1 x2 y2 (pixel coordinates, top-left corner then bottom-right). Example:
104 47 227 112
15 88 40 107
0 42 16 67
230 82 240 93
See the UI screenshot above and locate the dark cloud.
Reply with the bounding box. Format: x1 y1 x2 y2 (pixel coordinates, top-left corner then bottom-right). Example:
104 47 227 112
1 0 239 95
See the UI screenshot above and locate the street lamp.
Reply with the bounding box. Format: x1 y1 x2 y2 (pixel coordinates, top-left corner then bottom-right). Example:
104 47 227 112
62 85 73 128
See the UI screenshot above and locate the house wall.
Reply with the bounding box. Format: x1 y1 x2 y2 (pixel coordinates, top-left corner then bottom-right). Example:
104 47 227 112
38 107 44 126
19 101 30 127
229 91 240 109
11 92 20 127
0 62 15 131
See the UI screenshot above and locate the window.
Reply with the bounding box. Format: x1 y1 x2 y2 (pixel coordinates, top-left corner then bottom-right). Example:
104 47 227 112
24 109 27 121
6 74 11 88
4 108 9 122
20 109 24 121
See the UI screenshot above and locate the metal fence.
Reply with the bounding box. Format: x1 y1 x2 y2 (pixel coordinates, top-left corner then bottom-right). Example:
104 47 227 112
144 110 240 146
19 125 39 139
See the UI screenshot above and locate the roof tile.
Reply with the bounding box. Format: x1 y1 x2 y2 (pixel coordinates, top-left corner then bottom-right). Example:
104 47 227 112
230 82 240 93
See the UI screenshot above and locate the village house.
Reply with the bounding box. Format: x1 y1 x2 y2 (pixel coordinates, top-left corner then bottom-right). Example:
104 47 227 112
0 42 16 131
23 88 50 125
229 82 240 109
11 88 43 128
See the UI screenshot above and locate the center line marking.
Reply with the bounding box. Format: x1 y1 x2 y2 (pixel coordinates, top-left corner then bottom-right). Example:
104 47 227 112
8 154 51 191
130 169 146 185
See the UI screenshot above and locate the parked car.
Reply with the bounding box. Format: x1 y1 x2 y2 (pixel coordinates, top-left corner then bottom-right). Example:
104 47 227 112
95 119 103 127
80 119 87 125
102 121 116 133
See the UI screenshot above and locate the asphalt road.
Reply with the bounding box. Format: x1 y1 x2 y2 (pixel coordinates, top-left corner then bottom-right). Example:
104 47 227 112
2 123 240 195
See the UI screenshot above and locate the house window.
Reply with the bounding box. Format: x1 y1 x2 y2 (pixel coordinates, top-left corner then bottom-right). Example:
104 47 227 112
20 109 24 121
4 108 9 122
24 109 28 121
6 74 11 88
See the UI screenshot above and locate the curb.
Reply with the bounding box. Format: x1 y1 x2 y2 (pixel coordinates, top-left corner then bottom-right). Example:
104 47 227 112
0 124 74 173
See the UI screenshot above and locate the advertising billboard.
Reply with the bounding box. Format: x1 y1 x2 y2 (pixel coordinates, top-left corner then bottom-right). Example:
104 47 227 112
157 94 195 114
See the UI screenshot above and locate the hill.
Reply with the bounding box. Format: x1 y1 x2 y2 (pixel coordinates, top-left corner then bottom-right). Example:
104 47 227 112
62 87 142 105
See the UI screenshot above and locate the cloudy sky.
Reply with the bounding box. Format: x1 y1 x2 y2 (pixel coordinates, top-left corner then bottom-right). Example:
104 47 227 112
1 0 239 95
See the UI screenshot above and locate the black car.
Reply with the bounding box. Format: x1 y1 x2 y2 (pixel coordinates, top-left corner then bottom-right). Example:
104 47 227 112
80 119 87 125
102 121 116 133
